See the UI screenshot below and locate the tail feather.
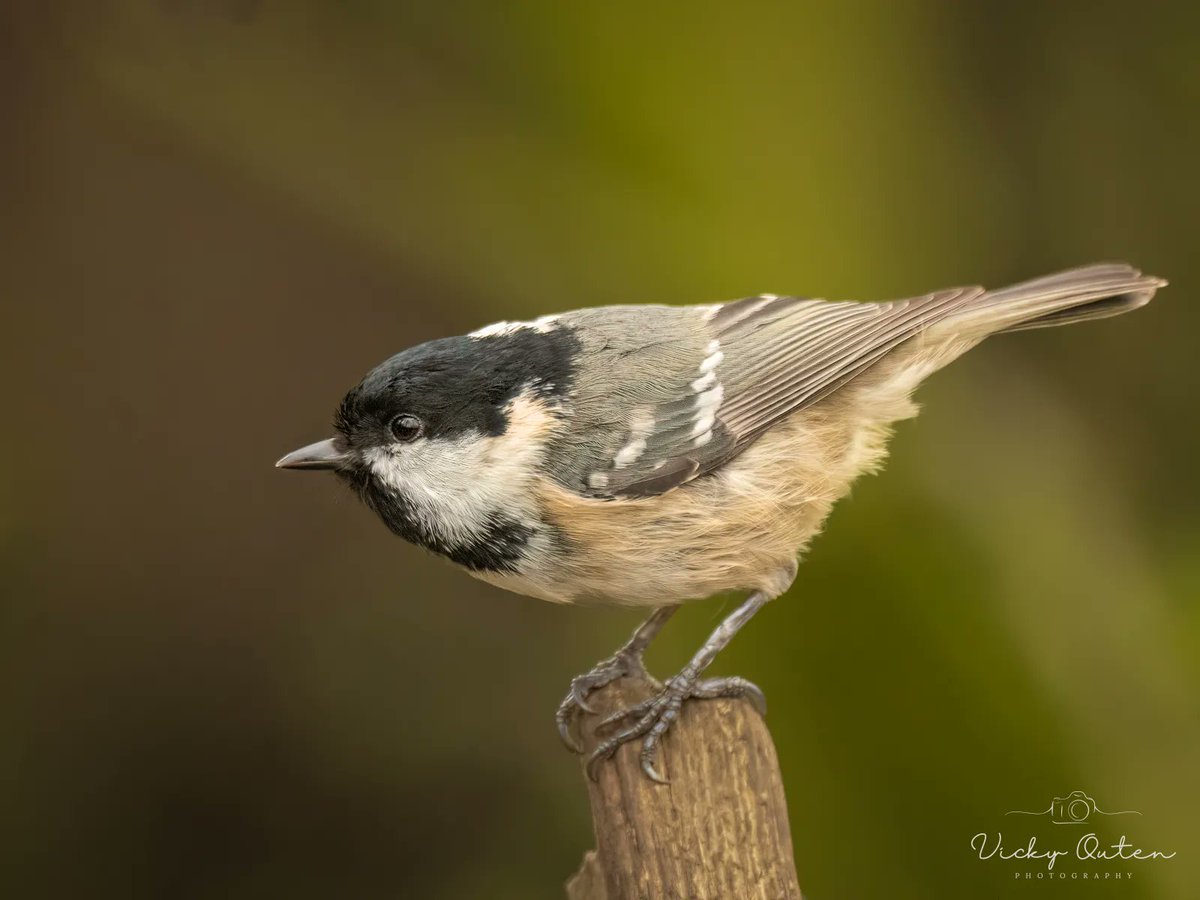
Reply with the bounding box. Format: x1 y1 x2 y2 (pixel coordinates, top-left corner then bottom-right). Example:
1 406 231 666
929 263 1165 340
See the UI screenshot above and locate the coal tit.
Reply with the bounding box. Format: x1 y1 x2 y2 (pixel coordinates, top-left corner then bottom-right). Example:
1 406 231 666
278 263 1163 782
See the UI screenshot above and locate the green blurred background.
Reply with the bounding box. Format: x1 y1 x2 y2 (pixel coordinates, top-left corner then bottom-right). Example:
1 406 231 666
2 2 1197 898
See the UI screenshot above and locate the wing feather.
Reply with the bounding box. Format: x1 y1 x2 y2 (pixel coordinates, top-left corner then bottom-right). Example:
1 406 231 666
574 287 982 499
717 288 981 441
566 266 1159 500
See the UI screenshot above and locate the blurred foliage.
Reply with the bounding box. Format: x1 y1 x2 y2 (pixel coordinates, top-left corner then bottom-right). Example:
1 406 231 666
2 2 1198 898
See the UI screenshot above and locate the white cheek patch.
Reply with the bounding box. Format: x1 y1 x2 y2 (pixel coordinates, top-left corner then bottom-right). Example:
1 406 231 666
364 392 560 552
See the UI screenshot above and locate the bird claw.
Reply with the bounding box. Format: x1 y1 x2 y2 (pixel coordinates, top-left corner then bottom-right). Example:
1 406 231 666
571 682 598 715
641 754 668 785
585 673 766 782
595 696 655 731
698 675 767 716
555 649 655 752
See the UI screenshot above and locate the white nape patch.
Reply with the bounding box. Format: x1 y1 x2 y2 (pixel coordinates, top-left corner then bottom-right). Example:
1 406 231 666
587 472 610 490
612 408 655 469
470 315 559 339
363 391 557 554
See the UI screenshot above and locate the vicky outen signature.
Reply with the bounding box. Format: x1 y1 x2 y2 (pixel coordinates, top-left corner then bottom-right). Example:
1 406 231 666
971 832 1176 872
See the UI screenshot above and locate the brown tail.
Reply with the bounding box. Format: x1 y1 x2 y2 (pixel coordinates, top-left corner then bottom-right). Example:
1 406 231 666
930 263 1165 340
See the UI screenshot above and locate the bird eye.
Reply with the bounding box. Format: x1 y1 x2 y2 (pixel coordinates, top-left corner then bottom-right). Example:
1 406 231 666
389 414 424 443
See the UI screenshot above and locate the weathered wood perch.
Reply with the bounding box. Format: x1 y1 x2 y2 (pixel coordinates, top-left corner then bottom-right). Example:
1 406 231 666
565 677 802 900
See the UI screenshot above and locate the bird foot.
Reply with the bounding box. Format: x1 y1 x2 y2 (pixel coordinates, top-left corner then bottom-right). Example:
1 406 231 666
585 672 766 783
556 649 660 752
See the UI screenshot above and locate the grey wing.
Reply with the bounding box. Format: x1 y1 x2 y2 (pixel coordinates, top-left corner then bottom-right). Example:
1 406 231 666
711 287 981 445
548 304 740 497
562 288 981 499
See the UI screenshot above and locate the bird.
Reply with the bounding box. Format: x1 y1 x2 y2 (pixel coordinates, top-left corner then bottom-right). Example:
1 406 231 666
277 262 1164 782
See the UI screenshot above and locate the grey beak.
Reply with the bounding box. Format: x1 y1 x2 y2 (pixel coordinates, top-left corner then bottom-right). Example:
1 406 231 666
275 438 346 470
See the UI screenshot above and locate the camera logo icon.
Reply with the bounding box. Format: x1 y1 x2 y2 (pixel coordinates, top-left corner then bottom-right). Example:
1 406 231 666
1050 790 1099 824
1006 789 1140 824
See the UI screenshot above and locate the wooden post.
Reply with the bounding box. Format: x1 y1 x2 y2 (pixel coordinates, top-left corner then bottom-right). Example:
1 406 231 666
565 677 803 900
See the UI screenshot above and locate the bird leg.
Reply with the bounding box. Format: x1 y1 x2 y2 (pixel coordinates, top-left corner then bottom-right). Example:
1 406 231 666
586 591 772 783
556 605 678 752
